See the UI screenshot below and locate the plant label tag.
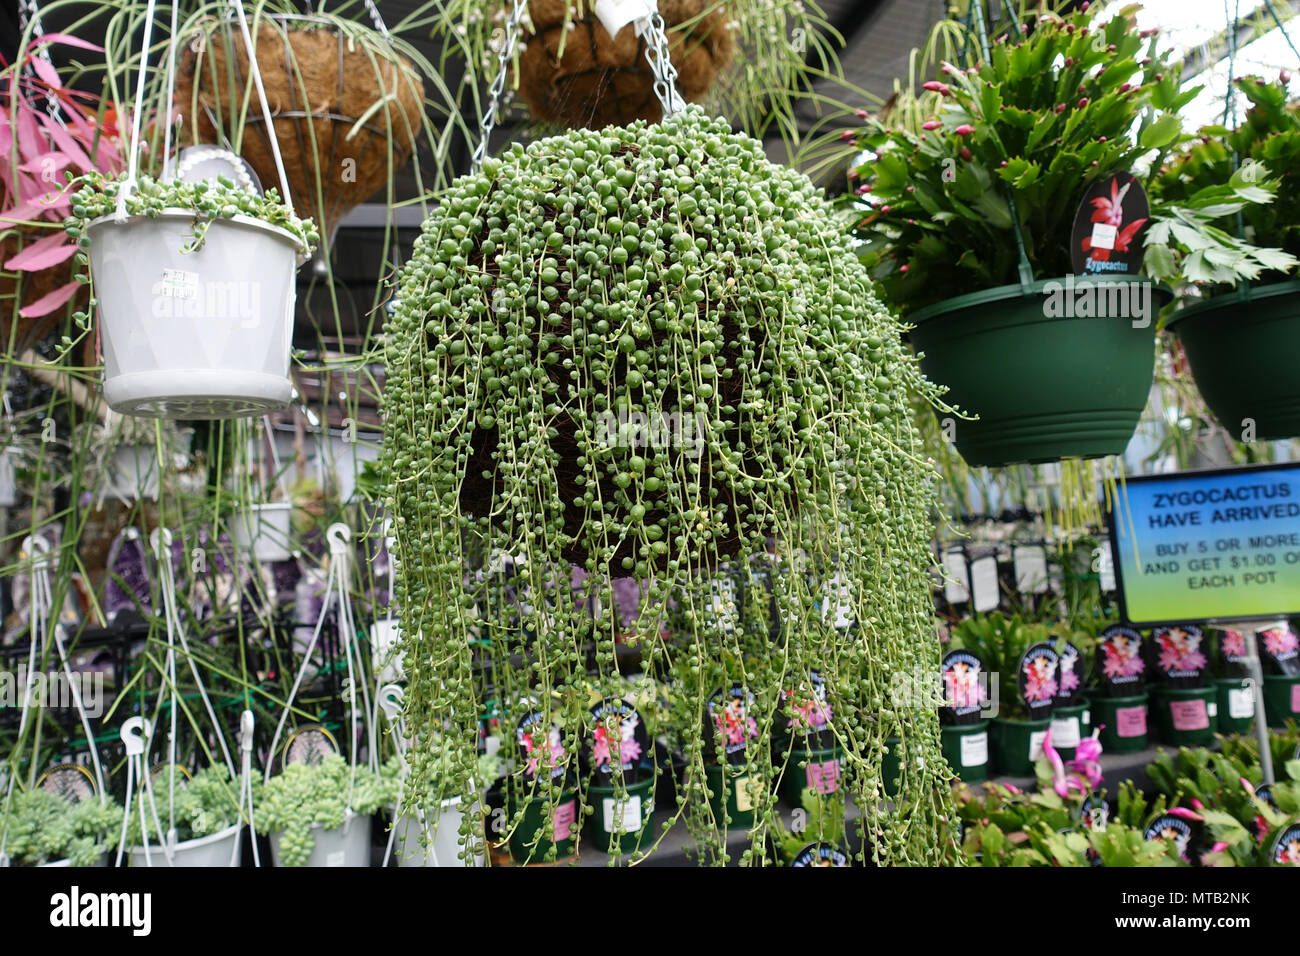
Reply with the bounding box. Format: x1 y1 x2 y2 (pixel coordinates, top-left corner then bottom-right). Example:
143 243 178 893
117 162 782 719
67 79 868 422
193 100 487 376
1170 698 1209 731
970 555 999 612
1083 710 1091 726
1050 715 1081 749
1089 222 1117 251
1013 545 1049 595
805 757 841 795
602 796 643 834
734 774 758 813
159 268 198 300
942 548 970 603
1207 700 1218 719
553 799 578 839
1116 704 1146 738
595 0 655 37
1293 684 1300 713
960 731 988 768
1028 730 1048 762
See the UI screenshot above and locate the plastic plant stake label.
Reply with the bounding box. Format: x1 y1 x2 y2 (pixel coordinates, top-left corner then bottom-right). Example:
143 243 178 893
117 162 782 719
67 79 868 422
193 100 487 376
960 731 988 767
595 0 655 37
1170 698 1209 732
1013 545 1049 595
1028 730 1048 761
805 758 841 795
734 774 758 813
942 549 970 603
1089 223 1117 251
553 799 578 840
1050 716 1081 749
1116 705 1146 738
970 556 1000 613
602 796 643 834
1229 687 1255 720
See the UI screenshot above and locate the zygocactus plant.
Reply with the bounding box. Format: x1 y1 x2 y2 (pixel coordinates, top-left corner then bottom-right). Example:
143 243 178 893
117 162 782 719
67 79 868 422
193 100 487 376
382 106 955 865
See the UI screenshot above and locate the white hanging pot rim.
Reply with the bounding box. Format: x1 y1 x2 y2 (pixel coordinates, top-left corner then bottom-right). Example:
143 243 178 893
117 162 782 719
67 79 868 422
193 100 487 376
85 208 308 263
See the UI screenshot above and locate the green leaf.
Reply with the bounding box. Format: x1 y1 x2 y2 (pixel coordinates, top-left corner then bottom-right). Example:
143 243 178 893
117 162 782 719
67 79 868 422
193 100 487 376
1141 113 1183 150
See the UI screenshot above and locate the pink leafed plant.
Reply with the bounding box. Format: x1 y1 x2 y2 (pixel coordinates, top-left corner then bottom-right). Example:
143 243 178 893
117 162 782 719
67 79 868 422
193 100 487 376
2 35 125 320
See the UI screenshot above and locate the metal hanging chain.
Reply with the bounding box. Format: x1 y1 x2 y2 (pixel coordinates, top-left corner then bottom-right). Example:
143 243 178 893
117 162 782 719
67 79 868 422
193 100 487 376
17 0 61 117
471 0 527 174
642 10 685 118
361 0 392 39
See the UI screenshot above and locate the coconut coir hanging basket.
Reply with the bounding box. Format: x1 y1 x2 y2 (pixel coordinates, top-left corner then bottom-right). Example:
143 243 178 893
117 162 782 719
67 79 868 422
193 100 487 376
175 14 424 247
519 0 732 129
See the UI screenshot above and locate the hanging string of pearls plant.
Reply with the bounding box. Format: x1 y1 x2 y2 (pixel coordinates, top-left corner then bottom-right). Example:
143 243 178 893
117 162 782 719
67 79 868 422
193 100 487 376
381 106 959 865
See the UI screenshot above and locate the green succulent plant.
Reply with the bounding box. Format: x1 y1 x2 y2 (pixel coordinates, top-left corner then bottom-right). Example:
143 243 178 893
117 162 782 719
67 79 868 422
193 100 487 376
256 755 394 867
125 764 247 846
0 789 122 867
382 106 954 865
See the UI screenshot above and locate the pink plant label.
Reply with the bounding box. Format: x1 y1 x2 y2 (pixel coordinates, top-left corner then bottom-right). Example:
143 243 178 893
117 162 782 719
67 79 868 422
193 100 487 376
1292 684 1300 714
806 758 841 795
1116 705 1146 738
1170 699 1209 732
552 799 577 839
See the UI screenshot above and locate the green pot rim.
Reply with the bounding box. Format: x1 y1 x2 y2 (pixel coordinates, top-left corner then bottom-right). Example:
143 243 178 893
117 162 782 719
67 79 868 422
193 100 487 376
910 275 1174 327
990 715 1053 729
1165 278 1300 329
1084 690 1148 705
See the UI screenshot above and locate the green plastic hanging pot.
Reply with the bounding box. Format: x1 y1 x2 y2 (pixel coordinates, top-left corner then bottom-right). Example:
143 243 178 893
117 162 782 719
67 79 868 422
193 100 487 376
1151 686 1218 747
507 788 580 863
585 776 655 855
990 716 1052 777
778 744 844 806
1214 677 1257 735
940 721 989 783
1088 691 1149 754
909 277 1167 467
1165 280 1300 440
1263 674 1300 727
704 763 760 831
1048 703 1090 761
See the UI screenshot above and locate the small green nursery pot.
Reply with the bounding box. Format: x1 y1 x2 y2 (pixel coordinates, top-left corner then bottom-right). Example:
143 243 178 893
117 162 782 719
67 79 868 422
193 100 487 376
909 277 1165 467
507 789 579 863
1048 703 1090 762
1088 692 1150 754
1263 674 1300 727
704 763 761 831
1151 686 1217 747
779 744 844 806
940 721 989 783
585 777 655 855
1165 280 1300 441
990 716 1052 777
1214 677 1258 735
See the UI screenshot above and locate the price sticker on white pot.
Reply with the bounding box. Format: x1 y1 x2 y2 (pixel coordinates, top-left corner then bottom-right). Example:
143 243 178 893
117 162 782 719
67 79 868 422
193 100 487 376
595 0 656 37
602 795 644 834
970 555 1000 613
158 268 198 300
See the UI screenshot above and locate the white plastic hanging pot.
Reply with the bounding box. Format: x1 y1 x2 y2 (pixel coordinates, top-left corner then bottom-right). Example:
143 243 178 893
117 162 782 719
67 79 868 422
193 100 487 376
39 853 109 868
127 823 242 867
394 796 484 868
85 211 303 419
232 501 294 562
105 443 160 501
269 810 372 867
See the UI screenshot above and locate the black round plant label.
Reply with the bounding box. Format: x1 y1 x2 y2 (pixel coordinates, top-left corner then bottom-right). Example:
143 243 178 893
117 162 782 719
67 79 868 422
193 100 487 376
1080 795 1110 831
1056 642 1084 705
1151 624 1208 682
1271 823 1300 866
281 725 339 770
1070 171 1150 276
790 842 851 867
1218 628 1250 669
517 706 567 782
941 650 985 720
707 683 759 762
1258 627 1300 675
1255 784 1277 810
585 697 649 783
1097 625 1146 688
1144 814 1195 864
37 764 97 804
1018 642 1060 716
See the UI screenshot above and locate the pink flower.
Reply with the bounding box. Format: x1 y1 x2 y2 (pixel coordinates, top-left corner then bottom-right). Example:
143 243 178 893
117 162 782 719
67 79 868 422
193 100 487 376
922 81 952 95
1167 806 1204 823
856 108 869 118
1078 97 1089 109
922 120 942 130
840 130 856 141
954 124 975 135
960 147 972 161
